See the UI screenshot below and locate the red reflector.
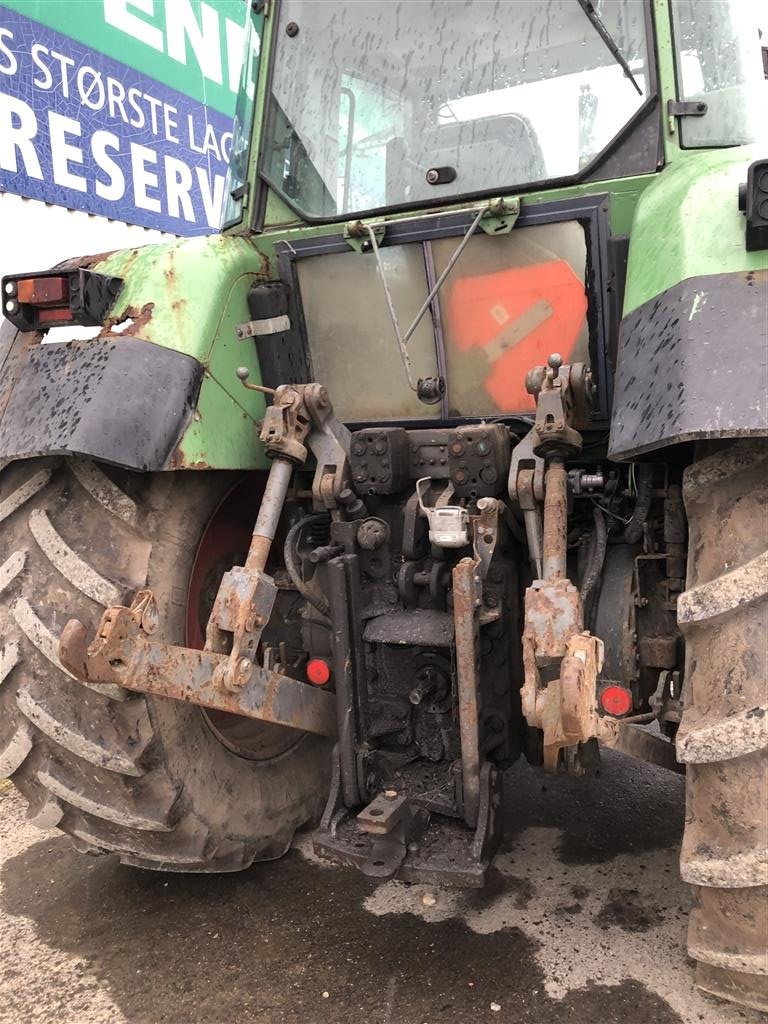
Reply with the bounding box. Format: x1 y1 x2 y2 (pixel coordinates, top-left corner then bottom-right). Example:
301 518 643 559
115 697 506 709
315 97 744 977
37 307 74 324
600 685 633 717
17 275 69 306
306 658 331 686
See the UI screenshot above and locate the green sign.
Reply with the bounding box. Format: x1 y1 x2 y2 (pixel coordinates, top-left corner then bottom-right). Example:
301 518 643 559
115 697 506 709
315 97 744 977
1 0 249 114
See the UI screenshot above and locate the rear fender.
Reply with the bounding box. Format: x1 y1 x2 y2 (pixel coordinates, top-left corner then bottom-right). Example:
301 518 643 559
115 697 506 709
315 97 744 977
609 149 768 460
0 235 271 471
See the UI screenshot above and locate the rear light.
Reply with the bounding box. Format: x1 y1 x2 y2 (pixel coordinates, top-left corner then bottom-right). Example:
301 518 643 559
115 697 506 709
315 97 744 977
599 684 633 717
2 269 123 333
306 658 331 686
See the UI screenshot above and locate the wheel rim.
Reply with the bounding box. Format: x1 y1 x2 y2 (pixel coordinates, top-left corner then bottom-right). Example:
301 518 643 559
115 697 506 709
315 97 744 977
186 477 303 760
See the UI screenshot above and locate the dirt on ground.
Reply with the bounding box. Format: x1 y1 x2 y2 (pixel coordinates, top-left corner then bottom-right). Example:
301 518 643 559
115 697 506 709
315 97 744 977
0 749 764 1024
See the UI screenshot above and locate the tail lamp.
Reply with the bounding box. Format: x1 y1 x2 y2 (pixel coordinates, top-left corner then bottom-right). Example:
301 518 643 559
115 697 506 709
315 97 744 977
2 269 123 333
306 658 331 686
599 684 633 718
737 159 768 253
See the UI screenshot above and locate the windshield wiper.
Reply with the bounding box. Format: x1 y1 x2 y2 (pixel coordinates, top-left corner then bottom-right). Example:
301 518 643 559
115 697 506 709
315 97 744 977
576 0 643 96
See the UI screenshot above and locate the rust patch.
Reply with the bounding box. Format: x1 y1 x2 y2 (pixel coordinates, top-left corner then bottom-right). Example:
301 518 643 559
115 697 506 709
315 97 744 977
257 250 271 278
102 302 155 337
452 557 481 827
166 444 210 471
54 250 120 271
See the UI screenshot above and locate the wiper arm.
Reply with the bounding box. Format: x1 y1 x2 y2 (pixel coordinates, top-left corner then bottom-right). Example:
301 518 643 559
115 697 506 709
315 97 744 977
576 0 643 96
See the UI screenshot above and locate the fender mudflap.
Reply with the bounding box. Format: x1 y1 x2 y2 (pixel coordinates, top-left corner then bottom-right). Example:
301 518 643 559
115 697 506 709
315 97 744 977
0 322 203 470
608 270 768 460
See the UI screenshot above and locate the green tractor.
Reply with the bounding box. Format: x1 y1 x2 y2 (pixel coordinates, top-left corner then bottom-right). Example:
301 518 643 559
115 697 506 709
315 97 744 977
1 0 766 1010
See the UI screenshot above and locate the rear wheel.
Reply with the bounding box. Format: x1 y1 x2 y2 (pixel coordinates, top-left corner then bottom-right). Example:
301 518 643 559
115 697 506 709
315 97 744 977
0 457 330 871
677 439 768 1011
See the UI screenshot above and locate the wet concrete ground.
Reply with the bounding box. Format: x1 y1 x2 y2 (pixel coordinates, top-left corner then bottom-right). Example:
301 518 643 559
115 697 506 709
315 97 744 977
0 751 764 1024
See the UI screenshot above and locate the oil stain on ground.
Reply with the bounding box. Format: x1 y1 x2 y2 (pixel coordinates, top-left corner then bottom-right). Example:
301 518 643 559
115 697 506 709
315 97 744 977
2 832 681 1024
2 751 758 1024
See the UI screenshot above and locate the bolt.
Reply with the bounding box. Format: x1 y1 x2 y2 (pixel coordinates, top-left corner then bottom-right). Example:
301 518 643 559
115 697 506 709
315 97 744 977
285 21 299 36
426 168 440 184
235 657 252 686
384 789 398 799
485 594 499 608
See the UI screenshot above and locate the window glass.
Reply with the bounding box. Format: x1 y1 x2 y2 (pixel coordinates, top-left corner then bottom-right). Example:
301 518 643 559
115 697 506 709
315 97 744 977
671 0 767 148
433 223 589 416
264 0 651 218
221 6 263 228
296 246 440 421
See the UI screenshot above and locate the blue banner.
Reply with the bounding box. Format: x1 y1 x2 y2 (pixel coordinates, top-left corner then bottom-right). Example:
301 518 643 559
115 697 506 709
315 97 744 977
0 5 235 234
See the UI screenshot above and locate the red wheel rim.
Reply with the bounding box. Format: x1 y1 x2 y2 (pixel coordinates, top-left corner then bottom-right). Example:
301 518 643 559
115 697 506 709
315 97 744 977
186 477 303 760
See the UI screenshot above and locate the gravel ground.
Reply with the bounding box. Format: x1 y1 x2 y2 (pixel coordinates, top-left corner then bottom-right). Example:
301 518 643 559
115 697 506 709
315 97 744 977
1 750 764 1024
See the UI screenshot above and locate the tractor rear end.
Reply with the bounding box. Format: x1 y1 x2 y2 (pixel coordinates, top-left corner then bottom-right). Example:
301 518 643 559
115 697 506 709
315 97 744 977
1 0 766 1011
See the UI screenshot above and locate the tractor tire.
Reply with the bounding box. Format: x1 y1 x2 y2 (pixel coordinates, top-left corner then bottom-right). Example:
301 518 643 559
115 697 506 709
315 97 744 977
677 439 768 1011
0 457 330 871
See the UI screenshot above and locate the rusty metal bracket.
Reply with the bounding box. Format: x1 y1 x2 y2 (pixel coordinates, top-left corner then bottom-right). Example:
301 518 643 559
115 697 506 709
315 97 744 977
357 790 429 879
473 497 500 580
508 427 545 578
518 353 620 771
523 624 617 770
478 196 520 235
303 385 352 510
57 380 352 729
453 556 483 827
525 355 592 459
59 597 337 737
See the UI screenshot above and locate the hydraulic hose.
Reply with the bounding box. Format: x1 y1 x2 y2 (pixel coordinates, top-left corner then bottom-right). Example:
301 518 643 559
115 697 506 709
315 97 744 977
624 464 653 544
283 514 331 618
582 505 607 629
